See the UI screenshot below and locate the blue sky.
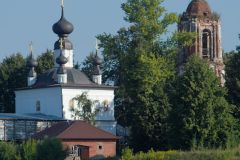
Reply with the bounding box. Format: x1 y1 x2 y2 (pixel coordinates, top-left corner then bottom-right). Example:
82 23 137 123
0 0 239 63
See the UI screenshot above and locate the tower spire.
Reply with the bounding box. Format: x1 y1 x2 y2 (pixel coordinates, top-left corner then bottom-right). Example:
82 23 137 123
29 41 33 55
26 42 38 86
53 0 74 68
92 39 103 85
56 38 68 84
95 39 100 54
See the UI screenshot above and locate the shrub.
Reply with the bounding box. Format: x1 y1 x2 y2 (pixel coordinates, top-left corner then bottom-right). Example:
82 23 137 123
36 137 68 160
120 148 240 160
21 139 38 160
121 148 134 160
0 141 21 160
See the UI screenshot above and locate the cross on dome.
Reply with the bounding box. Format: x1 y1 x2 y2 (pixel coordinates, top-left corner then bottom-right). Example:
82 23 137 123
29 41 33 55
59 38 64 50
95 39 100 53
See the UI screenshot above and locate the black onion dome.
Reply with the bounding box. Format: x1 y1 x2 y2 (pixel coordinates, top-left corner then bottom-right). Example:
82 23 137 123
93 54 103 66
52 7 74 36
56 54 68 65
27 55 38 68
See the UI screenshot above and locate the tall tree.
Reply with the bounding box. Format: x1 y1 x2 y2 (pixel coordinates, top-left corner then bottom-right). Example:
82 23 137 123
0 53 27 113
225 50 240 120
169 55 233 150
80 0 195 151
98 0 178 152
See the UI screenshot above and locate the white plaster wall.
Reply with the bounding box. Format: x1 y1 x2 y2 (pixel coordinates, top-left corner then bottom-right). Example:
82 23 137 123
62 88 116 134
15 87 62 117
62 88 115 120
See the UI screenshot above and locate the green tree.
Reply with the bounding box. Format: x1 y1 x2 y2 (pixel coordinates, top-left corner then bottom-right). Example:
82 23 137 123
169 55 233 150
70 92 99 124
80 0 194 151
0 50 54 113
79 0 194 151
81 52 96 79
36 49 54 74
36 138 68 160
0 53 27 113
225 51 240 119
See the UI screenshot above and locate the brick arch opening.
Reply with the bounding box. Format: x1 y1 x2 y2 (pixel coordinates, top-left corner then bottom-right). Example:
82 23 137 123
202 29 213 60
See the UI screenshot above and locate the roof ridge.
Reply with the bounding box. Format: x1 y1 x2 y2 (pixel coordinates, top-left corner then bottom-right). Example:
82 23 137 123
57 121 74 137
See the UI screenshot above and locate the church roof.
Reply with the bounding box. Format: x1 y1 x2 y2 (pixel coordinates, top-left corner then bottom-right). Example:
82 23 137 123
186 0 212 16
0 113 63 121
32 121 118 140
22 68 115 90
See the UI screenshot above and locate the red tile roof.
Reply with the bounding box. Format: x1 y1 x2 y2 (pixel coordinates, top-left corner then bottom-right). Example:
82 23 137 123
32 121 118 140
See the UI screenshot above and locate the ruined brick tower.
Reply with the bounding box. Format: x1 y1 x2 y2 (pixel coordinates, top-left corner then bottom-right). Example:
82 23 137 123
178 0 225 85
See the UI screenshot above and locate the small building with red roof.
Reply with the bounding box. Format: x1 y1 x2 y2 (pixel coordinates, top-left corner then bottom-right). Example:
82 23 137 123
33 121 118 159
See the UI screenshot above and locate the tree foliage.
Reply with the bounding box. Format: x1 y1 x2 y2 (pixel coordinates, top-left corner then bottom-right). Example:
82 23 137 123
79 0 195 151
0 138 67 160
36 138 68 160
97 0 194 152
0 50 54 113
0 53 27 113
225 51 240 120
81 52 96 80
0 141 21 160
169 55 233 149
35 49 54 74
21 139 38 160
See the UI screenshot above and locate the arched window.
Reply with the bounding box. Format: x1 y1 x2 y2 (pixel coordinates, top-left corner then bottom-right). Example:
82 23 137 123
202 29 212 60
36 100 41 112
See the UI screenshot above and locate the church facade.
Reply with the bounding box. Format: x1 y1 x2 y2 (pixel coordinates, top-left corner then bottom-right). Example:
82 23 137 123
178 0 225 85
15 3 116 135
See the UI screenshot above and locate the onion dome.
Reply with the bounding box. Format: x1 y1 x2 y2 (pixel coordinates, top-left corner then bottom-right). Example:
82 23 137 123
56 53 68 65
93 53 103 66
93 53 102 75
186 0 212 16
52 6 74 37
26 54 38 68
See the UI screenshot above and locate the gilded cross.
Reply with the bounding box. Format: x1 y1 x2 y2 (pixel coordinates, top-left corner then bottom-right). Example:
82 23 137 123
61 0 64 7
95 39 100 53
59 38 63 50
29 41 33 54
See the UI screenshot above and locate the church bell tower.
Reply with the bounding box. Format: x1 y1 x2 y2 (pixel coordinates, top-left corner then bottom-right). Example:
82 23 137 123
178 0 225 85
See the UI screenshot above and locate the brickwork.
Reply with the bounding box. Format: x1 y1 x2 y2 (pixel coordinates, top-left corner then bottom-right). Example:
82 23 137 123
63 140 116 159
178 0 225 85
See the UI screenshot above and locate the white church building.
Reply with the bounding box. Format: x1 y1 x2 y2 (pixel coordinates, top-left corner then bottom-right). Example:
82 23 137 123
15 3 116 135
